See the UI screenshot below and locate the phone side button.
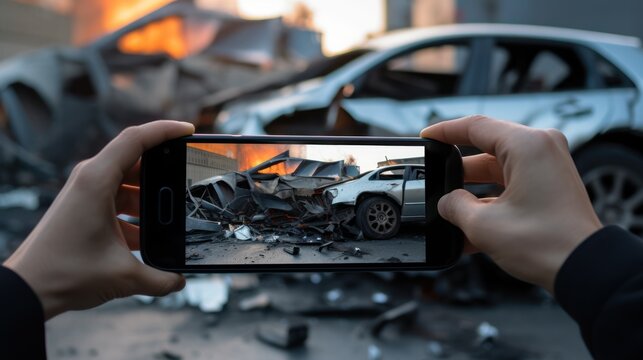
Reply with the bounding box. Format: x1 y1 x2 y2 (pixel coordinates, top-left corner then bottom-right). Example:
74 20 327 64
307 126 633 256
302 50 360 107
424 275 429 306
158 187 173 225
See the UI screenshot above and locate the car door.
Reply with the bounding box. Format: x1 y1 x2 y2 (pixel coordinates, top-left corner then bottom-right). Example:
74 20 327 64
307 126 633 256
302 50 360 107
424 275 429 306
479 38 613 148
401 166 425 220
338 39 484 136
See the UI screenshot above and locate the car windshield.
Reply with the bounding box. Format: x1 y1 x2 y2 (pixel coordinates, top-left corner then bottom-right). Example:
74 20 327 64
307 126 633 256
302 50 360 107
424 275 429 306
288 48 372 83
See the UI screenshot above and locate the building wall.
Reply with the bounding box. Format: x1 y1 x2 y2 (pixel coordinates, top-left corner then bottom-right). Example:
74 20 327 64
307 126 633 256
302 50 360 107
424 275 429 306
386 0 643 41
186 146 238 186
456 0 643 40
0 0 71 60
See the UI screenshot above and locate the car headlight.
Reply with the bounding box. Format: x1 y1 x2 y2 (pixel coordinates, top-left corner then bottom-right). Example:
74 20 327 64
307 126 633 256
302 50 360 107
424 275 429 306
326 188 338 199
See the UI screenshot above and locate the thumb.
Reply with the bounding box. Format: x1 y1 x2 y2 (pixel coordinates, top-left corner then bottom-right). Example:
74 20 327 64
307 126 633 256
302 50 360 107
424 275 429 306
438 189 481 229
134 264 186 297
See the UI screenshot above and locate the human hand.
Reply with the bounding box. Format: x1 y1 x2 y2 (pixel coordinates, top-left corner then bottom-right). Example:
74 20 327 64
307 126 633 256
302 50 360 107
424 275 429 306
421 115 602 292
3 120 194 320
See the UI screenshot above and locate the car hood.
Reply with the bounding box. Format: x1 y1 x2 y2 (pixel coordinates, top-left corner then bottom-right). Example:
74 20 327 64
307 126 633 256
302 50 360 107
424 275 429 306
216 77 332 134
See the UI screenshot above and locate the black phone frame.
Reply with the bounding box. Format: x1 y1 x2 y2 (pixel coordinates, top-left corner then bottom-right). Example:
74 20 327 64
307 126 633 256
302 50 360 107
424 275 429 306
141 134 463 272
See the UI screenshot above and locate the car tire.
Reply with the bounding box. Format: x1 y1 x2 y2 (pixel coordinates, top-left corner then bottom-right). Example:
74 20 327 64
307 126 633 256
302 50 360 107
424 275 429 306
356 196 401 240
575 144 643 237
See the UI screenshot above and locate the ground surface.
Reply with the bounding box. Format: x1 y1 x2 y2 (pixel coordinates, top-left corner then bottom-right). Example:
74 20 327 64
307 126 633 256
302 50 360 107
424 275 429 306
46 277 591 360
186 224 427 265
186 238 426 265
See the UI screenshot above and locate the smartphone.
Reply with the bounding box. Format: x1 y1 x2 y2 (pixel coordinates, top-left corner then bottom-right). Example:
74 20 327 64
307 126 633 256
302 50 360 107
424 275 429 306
140 135 463 272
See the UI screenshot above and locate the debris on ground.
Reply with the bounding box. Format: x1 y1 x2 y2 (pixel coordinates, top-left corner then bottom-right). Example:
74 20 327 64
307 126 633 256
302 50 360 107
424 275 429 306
476 321 500 347
154 350 182 360
239 293 271 311
426 340 447 358
367 344 382 360
283 246 300 256
256 318 309 349
369 301 419 338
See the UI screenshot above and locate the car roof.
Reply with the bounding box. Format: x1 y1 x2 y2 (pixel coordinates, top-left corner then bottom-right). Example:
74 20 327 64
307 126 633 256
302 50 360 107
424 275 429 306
374 164 424 171
365 23 641 50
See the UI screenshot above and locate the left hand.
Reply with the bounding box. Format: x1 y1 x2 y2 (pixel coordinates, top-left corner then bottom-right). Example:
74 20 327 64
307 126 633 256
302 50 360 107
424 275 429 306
4 120 194 320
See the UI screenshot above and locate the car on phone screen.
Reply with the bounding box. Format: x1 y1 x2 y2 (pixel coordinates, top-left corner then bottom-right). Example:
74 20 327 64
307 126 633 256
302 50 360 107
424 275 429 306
204 23 643 237
324 165 425 239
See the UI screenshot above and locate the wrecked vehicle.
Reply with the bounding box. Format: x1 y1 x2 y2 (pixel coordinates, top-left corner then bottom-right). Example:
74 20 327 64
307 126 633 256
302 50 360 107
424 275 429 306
324 165 425 239
203 23 643 237
0 0 322 184
186 151 361 244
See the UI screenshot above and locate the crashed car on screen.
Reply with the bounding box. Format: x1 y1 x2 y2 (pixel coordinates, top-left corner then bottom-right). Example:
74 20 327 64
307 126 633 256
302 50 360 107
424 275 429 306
186 151 362 243
0 0 322 184
203 23 643 237
324 165 425 239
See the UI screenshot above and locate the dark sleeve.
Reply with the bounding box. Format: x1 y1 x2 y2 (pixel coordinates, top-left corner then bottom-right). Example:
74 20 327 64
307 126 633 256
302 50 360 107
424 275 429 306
0 266 47 359
555 225 643 360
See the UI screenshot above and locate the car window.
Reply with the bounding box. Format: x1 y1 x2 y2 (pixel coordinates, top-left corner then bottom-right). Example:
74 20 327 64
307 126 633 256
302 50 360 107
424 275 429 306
594 54 635 89
488 42 587 94
356 42 471 100
410 168 425 180
373 168 405 180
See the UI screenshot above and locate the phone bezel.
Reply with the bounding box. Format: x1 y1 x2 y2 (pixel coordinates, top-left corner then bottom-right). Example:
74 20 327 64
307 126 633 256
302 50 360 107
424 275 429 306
141 135 463 272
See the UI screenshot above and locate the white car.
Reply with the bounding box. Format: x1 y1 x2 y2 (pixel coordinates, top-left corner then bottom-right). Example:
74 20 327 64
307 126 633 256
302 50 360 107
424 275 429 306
324 165 425 239
206 24 643 237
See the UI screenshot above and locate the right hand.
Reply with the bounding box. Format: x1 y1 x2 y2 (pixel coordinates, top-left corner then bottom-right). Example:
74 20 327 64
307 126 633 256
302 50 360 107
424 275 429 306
421 115 602 293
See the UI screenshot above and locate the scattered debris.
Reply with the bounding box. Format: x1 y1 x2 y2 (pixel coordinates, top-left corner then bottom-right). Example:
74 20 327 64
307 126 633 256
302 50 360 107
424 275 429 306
325 289 343 303
426 340 447 358
229 274 260 291
0 188 39 210
476 321 499 347
233 225 253 241
184 276 229 313
239 293 271 311
371 292 389 305
367 344 382 360
155 350 182 360
283 246 300 256
369 301 419 338
256 318 309 349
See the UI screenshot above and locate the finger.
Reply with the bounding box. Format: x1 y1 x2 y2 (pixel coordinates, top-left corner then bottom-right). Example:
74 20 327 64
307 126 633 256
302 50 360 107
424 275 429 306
463 153 504 185
134 264 186 297
122 160 141 186
116 184 140 216
96 120 194 181
420 115 524 157
118 220 140 250
437 188 482 229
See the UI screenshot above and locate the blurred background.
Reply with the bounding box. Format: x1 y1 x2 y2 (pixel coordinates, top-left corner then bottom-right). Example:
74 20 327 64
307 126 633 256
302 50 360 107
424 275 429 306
2 0 643 358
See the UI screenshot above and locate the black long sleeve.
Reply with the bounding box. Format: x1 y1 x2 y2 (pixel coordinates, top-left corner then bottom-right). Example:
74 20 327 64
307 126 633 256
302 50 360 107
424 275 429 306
555 225 643 359
0 266 46 359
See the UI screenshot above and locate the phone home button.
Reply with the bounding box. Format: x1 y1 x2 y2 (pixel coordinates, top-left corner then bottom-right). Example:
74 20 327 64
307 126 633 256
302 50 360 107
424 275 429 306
158 187 173 225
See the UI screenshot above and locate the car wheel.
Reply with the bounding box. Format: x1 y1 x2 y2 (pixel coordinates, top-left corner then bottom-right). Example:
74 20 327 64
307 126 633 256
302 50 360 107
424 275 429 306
356 196 401 239
575 144 643 237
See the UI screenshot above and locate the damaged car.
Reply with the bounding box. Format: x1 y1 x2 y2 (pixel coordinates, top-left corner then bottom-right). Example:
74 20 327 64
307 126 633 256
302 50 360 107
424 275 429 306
186 151 361 244
203 23 643 237
0 0 322 184
324 165 425 239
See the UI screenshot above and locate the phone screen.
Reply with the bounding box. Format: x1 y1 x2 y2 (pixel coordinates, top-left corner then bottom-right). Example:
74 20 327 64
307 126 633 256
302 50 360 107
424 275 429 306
185 142 427 266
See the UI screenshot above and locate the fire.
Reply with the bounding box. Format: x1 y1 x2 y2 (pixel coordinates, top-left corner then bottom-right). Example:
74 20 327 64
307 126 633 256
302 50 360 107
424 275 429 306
187 143 304 173
72 0 216 59
118 16 189 59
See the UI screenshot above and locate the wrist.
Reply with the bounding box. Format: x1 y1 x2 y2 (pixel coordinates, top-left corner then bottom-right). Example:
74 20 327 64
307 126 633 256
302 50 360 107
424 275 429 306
3 258 70 320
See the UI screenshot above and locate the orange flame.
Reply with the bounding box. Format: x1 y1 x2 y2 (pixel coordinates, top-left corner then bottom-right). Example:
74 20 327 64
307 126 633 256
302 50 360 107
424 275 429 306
188 143 305 173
